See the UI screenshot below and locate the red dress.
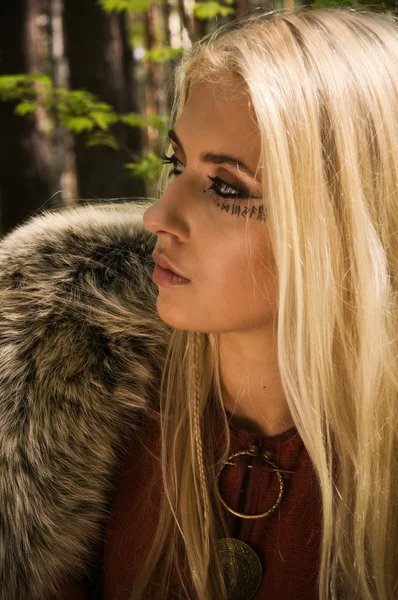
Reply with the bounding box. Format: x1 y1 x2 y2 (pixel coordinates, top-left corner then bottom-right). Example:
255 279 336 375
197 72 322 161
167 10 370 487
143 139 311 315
62 415 322 599
104 415 321 599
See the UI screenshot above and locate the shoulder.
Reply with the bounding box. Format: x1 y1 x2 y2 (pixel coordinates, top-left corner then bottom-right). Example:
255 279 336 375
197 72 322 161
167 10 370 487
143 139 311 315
0 201 171 415
0 202 170 599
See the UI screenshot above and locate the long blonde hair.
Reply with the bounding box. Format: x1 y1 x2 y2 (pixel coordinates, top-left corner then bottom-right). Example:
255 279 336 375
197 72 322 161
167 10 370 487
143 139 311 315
134 7 398 599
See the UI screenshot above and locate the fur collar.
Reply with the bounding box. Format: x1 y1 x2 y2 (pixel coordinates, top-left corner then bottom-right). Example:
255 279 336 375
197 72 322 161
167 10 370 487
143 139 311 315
0 203 170 599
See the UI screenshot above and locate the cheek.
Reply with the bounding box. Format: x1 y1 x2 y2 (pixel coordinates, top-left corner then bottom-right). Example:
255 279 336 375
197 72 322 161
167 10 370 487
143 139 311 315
201 249 275 321
202 230 275 303
250 249 279 313
210 198 267 222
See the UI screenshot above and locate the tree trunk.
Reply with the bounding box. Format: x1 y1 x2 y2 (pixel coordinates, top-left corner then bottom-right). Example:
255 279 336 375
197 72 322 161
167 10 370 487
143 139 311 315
160 0 177 113
0 0 52 235
144 2 161 151
46 0 72 205
193 15 207 42
63 0 146 201
176 0 193 40
234 0 249 21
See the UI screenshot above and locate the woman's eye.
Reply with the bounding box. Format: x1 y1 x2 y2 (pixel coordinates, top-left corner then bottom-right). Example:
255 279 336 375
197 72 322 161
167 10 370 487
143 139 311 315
160 156 259 202
161 153 184 177
207 175 252 201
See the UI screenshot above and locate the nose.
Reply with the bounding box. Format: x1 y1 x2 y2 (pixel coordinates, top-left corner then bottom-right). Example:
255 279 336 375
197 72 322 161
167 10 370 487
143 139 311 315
142 184 189 242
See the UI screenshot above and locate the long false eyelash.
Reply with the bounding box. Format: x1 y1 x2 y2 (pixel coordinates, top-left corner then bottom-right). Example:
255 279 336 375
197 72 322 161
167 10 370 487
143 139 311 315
160 153 181 169
161 154 255 201
207 175 252 200
161 153 182 176
160 153 175 165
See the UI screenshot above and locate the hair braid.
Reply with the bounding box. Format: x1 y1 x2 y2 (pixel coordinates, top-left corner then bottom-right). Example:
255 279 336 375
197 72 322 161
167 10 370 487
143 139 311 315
192 332 210 542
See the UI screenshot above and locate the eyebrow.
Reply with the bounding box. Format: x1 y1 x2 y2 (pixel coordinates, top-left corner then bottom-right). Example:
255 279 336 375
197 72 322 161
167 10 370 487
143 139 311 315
167 128 258 179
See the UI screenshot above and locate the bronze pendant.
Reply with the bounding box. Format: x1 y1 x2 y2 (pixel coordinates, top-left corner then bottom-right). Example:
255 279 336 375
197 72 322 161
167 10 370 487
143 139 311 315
217 538 262 600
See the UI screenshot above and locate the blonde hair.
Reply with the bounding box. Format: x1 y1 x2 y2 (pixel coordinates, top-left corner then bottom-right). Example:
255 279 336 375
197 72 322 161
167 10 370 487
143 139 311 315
134 7 398 599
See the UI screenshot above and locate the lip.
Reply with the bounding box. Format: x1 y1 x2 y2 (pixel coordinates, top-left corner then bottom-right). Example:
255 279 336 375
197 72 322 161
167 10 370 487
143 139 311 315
152 251 190 281
152 265 191 287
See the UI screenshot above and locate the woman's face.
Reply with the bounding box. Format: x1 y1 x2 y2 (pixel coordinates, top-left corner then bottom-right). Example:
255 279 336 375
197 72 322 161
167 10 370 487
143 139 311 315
143 80 278 333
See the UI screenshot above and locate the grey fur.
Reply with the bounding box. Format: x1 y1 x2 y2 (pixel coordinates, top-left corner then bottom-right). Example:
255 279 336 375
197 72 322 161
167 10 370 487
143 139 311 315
0 202 170 599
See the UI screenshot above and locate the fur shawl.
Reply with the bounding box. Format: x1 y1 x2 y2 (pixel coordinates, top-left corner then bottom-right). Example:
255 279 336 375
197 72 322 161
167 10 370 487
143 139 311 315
0 203 170 599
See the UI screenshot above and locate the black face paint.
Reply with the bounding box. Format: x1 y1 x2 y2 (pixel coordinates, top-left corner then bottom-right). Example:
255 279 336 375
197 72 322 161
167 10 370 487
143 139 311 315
257 205 267 221
212 197 266 221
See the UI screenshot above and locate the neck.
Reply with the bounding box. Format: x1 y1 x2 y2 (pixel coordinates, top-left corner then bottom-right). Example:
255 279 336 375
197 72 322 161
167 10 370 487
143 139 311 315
218 329 294 437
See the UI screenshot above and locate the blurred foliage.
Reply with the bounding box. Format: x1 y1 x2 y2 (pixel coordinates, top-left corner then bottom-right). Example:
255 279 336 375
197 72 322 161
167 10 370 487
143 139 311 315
96 0 237 181
193 0 234 19
0 73 52 100
0 74 169 154
144 47 184 62
125 151 163 179
0 0 240 190
99 0 235 15
99 0 153 13
86 131 120 149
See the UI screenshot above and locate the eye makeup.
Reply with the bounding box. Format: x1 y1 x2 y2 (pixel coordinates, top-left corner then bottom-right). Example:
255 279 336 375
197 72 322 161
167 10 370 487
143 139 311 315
161 153 184 177
161 153 261 202
206 175 253 201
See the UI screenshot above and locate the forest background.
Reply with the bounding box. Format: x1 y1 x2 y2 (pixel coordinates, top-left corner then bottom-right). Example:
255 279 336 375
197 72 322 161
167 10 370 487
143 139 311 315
0 0 395 235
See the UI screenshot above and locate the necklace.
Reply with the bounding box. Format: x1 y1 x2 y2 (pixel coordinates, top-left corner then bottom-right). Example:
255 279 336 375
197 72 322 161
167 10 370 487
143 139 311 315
216 538 262 600
215 444 289 600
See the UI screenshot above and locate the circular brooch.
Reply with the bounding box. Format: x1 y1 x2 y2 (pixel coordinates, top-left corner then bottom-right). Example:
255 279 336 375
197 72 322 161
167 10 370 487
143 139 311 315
215 444 285 519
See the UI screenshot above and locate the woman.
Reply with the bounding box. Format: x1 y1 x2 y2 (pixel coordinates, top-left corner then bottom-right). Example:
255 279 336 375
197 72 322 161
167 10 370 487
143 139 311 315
135 7 398 599
0 6 397 600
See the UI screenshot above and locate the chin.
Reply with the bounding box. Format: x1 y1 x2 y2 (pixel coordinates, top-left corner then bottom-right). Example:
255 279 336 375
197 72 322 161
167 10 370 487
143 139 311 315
156 297 192 330
155 299 213 333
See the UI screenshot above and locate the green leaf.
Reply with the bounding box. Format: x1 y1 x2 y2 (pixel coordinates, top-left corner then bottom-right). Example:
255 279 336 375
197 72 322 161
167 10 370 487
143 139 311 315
146 114 168 132
92 101 115 112
24 73 52 86
120 112 147 128
98 0 151 13
120 112 168 132
0 73 52 102
98 0 133 12
86 131 119 149
0 74 51 88
14 100 37 116
125 152 163 179
143 47 184 63
90 110 117 129
192 1 235 19
61 116 94 133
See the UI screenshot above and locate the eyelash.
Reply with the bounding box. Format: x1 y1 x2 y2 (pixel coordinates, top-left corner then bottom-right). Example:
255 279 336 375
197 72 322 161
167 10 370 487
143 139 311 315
161 153 252 201
161 154 183 177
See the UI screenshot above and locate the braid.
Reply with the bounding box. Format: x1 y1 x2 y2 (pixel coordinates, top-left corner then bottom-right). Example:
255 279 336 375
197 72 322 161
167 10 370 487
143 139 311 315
192 332 210 538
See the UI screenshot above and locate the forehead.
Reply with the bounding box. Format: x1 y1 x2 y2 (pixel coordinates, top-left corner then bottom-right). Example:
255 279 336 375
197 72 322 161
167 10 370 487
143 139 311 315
174 81 261 173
